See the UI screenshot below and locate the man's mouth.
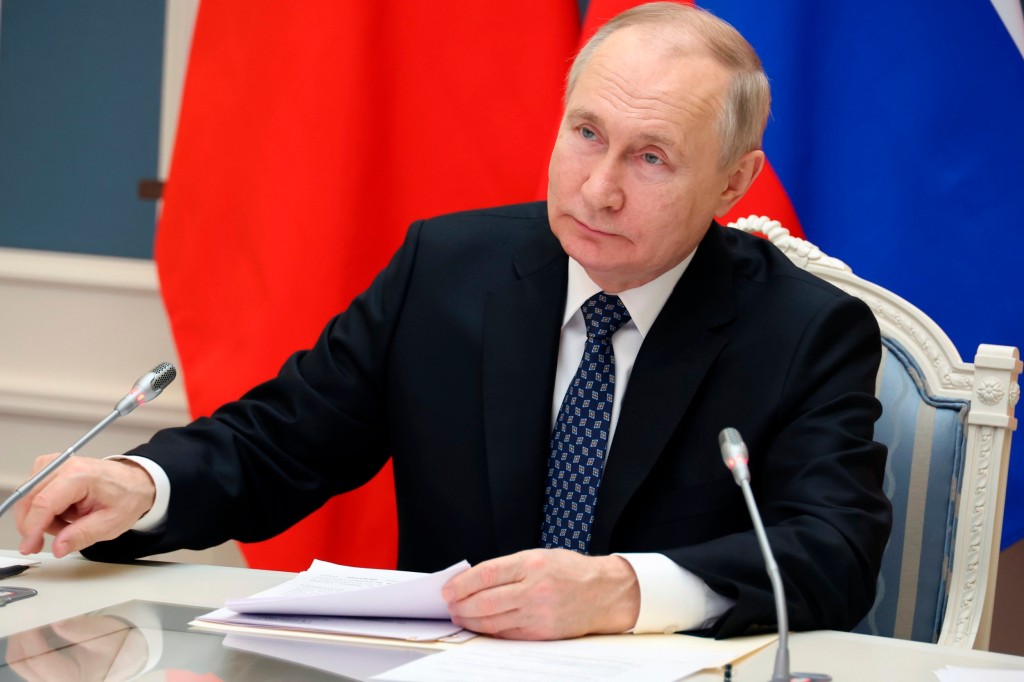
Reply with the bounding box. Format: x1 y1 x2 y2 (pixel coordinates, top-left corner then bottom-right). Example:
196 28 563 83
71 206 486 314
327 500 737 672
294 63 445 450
571 216 613 237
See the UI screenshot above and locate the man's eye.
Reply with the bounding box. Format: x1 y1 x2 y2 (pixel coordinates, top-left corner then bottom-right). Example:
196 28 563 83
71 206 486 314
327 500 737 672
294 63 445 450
580 126 597 140
642 152 663 165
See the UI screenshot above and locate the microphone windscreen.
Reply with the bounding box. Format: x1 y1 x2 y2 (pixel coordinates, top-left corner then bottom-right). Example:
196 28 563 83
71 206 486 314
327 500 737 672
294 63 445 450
719 427 743 450
150 363 177 391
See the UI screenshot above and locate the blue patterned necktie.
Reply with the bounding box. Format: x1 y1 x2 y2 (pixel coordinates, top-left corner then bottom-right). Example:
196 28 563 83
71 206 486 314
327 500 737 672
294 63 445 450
541 292 631 554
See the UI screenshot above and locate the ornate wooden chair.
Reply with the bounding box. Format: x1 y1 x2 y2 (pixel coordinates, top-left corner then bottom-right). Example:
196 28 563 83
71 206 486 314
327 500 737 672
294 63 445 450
729 215 1020 649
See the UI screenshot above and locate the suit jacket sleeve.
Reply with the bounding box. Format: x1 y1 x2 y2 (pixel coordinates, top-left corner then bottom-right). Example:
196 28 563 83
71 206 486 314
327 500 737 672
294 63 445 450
83 218 428 560
669 292 890 637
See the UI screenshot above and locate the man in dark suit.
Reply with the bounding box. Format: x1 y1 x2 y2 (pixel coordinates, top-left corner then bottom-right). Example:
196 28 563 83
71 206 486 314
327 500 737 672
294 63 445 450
16 3 891 640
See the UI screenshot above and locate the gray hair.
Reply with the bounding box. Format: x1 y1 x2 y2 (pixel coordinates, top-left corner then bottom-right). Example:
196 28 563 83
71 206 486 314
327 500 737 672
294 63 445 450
566 2 771 169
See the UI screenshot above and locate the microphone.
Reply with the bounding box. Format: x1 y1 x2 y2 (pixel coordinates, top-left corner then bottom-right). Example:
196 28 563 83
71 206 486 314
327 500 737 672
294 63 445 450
0 363 177 520
113 362 177 416
718 427 831 682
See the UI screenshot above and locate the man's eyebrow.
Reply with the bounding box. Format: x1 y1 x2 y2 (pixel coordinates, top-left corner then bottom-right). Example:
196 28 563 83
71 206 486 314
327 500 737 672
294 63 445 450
565 106 599 124
636 130 678 149
564 107 678 148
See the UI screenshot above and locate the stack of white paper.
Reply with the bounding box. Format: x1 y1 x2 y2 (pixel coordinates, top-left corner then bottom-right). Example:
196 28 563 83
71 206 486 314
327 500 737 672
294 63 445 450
194 559 472 642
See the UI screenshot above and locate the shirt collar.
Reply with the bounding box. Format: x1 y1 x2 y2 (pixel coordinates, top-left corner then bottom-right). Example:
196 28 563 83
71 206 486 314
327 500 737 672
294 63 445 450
563 249 697 338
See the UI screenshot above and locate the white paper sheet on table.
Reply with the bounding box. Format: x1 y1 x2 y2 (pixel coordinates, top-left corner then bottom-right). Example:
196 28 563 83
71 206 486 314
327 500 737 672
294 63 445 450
225 559 470 619
223 632 433 679
0 556 39 569
935 667 1024 681
371 632 777 682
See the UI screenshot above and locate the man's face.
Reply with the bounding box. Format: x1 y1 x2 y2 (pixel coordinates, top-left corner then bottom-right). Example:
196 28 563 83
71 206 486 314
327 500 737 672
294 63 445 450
548 27 741 293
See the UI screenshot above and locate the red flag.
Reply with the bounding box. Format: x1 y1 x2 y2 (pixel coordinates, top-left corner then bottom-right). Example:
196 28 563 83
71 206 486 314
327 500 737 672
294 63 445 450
721 161 802 234
580 0 804 237
157 2 579 571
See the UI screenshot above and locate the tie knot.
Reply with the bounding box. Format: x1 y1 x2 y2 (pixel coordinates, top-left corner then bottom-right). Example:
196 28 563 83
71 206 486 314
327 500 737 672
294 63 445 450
581 293 631 340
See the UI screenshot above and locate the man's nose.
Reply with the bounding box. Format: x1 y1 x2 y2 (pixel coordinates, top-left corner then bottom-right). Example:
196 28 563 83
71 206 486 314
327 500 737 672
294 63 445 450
581 156 624 212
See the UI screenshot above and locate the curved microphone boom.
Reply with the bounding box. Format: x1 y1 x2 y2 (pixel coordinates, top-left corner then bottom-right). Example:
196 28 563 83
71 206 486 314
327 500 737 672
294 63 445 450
718 427 831 682
0 363 177 520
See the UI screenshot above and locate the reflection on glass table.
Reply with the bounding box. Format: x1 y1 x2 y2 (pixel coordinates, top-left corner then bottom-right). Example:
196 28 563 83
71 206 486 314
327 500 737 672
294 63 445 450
0 600 431 681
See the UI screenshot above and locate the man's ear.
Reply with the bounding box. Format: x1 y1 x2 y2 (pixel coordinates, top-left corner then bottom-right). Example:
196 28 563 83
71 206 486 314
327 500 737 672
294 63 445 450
714 150 765 217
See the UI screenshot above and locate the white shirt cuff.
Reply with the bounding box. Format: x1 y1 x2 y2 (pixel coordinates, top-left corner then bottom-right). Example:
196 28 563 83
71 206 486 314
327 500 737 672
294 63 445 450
616 552 734 633
106 456 170 533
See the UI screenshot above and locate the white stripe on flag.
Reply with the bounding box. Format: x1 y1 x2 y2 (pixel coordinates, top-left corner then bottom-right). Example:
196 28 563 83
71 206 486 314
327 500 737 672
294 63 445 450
991 0 1024 59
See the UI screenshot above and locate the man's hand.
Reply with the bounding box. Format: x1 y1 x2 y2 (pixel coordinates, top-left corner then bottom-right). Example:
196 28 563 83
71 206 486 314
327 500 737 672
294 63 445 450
15 454 156 558
441 548 640 640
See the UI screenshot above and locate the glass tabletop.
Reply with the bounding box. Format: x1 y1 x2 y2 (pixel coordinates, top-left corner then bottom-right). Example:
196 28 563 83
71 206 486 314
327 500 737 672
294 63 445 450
0 600 431 681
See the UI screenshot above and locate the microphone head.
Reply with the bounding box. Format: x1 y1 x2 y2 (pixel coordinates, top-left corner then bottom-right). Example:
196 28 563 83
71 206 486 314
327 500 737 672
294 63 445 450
134 362 177 401
149 362 177 393
114 363 177 416
719 427 750 484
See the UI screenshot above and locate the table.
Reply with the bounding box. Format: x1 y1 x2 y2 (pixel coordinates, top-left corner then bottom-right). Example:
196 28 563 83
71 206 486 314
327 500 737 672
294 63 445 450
4 551 1024 681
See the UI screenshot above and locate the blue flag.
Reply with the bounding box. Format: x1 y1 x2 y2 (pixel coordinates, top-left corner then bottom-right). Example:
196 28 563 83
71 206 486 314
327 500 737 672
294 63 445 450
698 1 1024 547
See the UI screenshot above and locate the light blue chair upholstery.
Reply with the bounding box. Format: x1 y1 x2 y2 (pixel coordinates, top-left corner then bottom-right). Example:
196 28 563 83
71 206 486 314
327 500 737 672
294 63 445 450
728 216 1020 649
853 338 967 643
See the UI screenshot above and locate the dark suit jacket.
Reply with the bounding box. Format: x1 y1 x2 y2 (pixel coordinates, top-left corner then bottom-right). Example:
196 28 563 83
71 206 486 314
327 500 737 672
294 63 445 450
86 202 892 637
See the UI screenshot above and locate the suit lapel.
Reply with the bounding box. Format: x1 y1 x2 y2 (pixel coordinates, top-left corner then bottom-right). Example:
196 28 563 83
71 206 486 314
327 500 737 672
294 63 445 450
589 225 737 555
482 234 567 557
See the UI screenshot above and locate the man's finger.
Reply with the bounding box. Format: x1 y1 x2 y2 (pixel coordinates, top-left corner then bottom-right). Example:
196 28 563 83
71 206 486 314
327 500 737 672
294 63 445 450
453 610 558 641
442 553 528 602
30 452 61 473
17 475 89 555
447 580 523 621
451 609 522 636
12 454 60 527
51 508 129 558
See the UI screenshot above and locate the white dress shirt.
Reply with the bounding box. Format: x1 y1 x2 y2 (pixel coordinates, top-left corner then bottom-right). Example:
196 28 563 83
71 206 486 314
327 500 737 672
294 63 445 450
121 248 732 634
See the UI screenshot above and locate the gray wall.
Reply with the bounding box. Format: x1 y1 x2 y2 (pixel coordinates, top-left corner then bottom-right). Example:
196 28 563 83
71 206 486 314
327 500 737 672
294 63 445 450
0 1 592 262
0 0 165 259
